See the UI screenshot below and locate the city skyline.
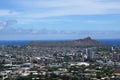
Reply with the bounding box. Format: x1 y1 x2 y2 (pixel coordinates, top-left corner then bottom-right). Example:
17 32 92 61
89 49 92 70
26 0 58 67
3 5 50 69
0 0 120 40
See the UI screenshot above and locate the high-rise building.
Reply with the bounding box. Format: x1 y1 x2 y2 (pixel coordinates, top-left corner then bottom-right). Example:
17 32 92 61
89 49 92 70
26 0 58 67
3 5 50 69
112 53 120 61
82 48 94 61
86 48 94 60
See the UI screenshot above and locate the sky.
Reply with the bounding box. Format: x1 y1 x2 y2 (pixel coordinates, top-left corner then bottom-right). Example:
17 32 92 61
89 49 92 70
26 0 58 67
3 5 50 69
0 0 120 40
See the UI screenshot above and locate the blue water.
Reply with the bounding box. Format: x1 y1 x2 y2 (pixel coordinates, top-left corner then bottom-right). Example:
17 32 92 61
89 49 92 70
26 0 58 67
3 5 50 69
0 40 67 46
98 39 120 46
0 39 119 46
0 40 30 46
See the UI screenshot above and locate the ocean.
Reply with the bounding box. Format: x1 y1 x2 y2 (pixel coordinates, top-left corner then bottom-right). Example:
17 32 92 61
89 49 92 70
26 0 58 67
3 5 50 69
0 39 119 46
0 40 66 46
98 39 120 46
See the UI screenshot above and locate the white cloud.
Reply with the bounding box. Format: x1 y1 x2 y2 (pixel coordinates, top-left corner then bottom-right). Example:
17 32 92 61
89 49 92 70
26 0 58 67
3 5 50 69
0 24 120 37
0 0 120 26
0 10 20 16
0 0 119 39
0 20 17 30
1 0 120 18
18 0 120 16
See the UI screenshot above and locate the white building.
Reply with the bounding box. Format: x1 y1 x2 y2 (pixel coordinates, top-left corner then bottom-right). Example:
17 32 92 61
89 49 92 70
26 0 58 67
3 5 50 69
21 63 34 70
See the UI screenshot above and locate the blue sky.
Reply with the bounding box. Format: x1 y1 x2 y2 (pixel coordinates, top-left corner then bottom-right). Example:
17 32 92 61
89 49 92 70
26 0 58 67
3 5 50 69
0 0 120 40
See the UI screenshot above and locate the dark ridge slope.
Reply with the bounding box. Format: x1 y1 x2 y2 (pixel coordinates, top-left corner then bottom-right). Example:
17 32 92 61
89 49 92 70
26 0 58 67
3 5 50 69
29 37 103 47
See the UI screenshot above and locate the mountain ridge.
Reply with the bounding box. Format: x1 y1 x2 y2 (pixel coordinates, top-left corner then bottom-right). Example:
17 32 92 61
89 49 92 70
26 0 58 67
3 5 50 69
29 37 104 47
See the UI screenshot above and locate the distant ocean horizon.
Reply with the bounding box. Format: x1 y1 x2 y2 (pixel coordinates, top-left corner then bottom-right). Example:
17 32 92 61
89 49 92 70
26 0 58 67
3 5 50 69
0 39 119 46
